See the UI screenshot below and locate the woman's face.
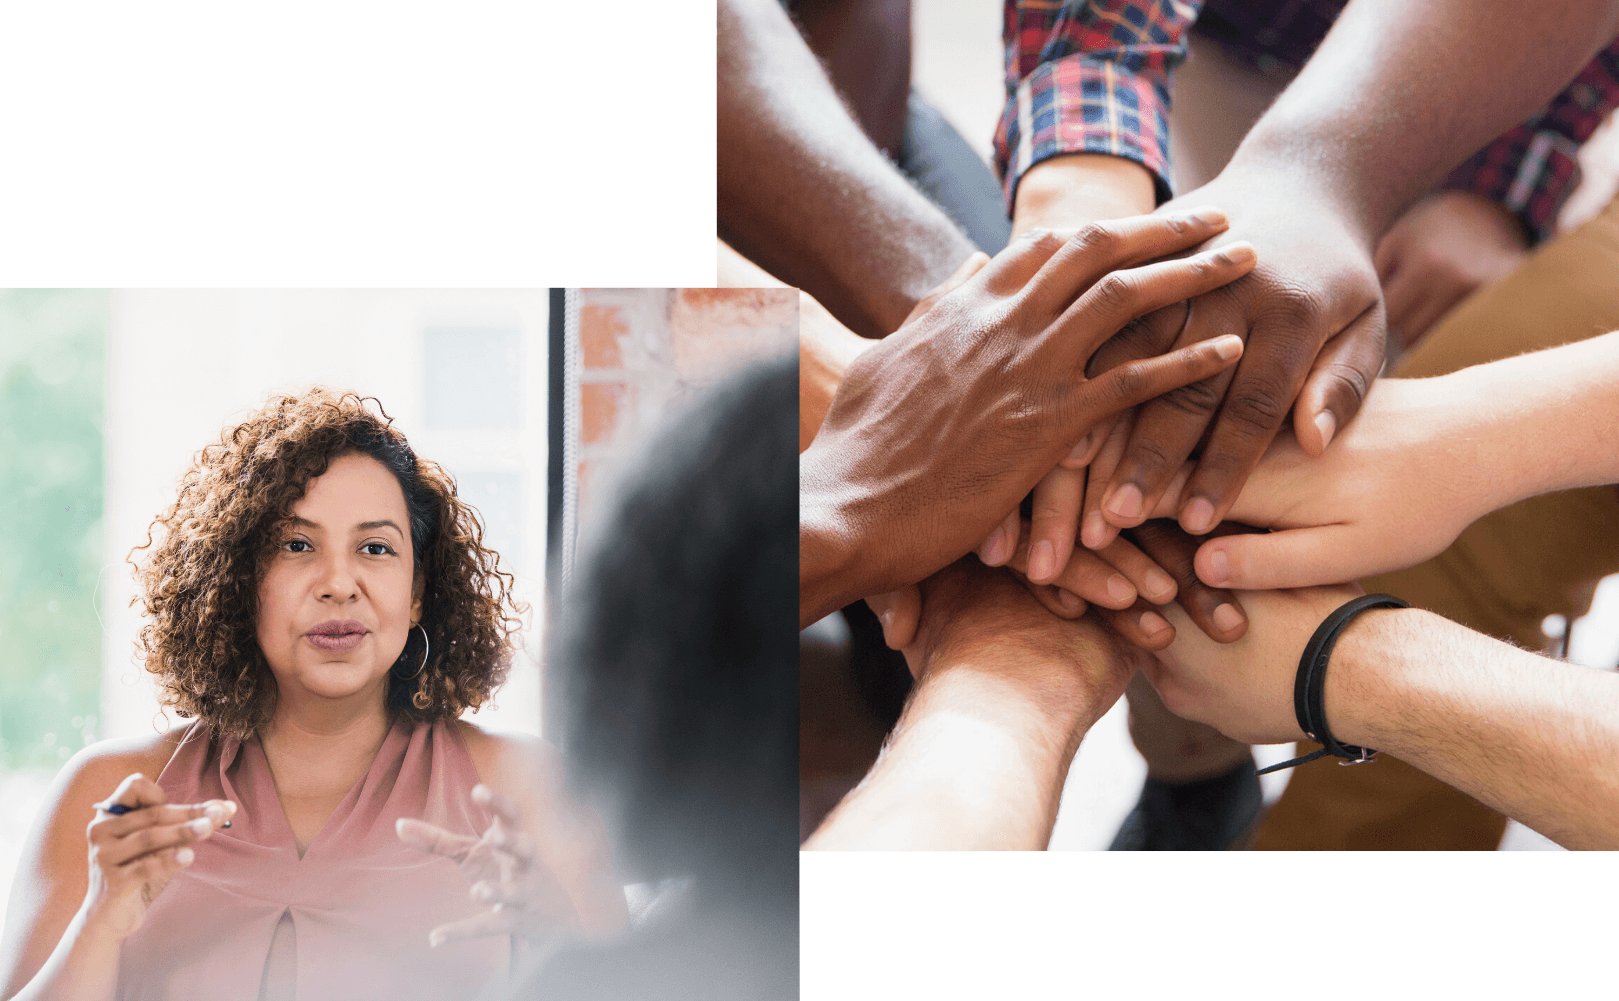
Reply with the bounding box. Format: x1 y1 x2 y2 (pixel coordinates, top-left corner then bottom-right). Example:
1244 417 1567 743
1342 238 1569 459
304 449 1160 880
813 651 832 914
256 452 422 706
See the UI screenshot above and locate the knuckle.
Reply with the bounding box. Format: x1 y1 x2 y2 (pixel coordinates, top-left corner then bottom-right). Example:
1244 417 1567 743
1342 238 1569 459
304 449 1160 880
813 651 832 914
1155 376 1225 418
1224 383 1291 436
1072 221 1123 259
1122 435 1177 478
1321 361 1371 411
1089 272 1136 314
1257 282 1319 327
1103 362 1150 407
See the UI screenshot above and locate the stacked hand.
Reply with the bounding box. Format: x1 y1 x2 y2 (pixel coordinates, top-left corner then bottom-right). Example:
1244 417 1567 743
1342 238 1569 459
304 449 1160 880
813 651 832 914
801 210 1256 625
82 773 235 941
396 785 582 947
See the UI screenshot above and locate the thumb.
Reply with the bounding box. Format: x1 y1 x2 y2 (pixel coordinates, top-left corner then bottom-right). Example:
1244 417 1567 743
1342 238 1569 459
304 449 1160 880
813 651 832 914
1194 525 1362 591
864 585 922 650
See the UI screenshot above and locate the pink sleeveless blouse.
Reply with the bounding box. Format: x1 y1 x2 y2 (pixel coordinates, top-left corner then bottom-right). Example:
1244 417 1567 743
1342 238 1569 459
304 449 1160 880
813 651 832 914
118 718 507 1000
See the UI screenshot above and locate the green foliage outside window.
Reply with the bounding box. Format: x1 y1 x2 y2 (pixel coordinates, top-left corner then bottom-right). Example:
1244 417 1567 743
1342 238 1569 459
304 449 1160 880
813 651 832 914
0 290 106 772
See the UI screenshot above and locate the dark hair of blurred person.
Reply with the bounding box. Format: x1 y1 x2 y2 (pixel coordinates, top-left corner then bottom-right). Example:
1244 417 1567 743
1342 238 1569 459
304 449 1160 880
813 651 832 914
507 354 798 1000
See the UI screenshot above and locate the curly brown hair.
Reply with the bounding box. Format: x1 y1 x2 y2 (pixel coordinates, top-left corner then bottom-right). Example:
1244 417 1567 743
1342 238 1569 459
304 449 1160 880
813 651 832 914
132 388 525 740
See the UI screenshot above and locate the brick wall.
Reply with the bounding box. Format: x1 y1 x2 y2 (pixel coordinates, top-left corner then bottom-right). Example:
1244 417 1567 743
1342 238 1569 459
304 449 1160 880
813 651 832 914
574 288 795 521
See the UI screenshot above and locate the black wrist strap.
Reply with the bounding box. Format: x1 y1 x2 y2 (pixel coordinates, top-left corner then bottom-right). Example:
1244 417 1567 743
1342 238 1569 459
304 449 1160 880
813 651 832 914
1256 593 1410 776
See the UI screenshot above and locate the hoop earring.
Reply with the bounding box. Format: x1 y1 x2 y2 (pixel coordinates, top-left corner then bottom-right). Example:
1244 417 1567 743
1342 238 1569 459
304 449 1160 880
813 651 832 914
396 623 429 679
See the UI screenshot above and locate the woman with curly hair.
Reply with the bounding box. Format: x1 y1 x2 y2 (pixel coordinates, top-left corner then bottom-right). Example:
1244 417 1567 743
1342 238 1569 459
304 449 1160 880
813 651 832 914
0 390 627 1001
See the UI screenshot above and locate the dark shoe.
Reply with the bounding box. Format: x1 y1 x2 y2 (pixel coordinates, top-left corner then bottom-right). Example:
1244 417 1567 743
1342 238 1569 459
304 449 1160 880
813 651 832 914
1108 758 1263 850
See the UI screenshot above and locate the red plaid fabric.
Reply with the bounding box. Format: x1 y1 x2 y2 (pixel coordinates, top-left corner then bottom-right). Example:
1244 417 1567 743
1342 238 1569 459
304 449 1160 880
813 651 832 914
995 0 1619 240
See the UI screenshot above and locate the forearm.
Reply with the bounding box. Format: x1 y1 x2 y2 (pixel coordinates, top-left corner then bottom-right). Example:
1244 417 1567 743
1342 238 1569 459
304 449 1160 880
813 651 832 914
8 907 121 1001
1231 0 1619 241
716 0 975 338
716 238 877 452
1436 330 1619 509
1011 154 1157 237
1331 609 1619 849
805 663 1098 850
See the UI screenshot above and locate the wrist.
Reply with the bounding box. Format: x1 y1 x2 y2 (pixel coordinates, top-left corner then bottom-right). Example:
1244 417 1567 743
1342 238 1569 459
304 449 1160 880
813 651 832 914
1321 606 1427 752
798 460 868 627
1012 154 1157 237
1220 140 1390 246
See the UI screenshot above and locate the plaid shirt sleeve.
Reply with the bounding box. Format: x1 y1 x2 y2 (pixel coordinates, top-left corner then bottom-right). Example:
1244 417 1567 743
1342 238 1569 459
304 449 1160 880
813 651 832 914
1440 39 1619 242
994 0 1202 210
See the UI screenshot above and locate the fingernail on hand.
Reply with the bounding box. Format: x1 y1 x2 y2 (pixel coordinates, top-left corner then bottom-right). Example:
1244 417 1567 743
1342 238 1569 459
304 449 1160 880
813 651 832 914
430 932 447 948
1215 241 1257 266
1143 569 1176 602
1065 431 1094 465
1028 540 1055 582
189 818 212 836
1186 206 1227 226
1315 410 1337 450
176 847 195 865
1139 610 1172 637
1106 574 1135 605
1181 497 1216 534
1081 511 1108 549
1104 484 1143 523
979 527 1007 566
1205 548 1229 586
474 883 495 901
1058 588 1083 614
1213 334 1244 361
1212 603 1245 634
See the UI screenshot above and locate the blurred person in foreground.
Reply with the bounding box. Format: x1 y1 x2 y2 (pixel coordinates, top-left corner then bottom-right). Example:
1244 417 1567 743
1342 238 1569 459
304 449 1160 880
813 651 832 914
492 356 797 998
0 390 625 1001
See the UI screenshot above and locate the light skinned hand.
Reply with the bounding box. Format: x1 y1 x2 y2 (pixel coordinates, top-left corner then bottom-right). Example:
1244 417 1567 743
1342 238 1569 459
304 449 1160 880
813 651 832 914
83 773 235 941
869 558 1144 724
1375 191 1527 351
396 785 580 947
801 211 1254 624
1140 583 1363 746
1091 166 1387 540
1186 376 1493 591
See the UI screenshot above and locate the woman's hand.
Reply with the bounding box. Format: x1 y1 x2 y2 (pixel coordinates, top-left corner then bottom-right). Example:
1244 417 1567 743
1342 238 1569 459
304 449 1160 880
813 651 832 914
81 773 235 942
396 785 594 948
800 211 1254 624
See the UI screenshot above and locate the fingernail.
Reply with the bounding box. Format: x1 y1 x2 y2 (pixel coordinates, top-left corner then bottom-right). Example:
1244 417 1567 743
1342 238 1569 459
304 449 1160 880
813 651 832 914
1215 241 1257 265
474 883 495 901
1213 334 1243 361
1029 540 1055 582
1139 610 1171 636
176 847 195 865
1212 603 1245 633
1205 548 1230 586
430 933 447 948
980 527 1007 566
205 804 224 821
1105 484 1143 522
1186 206 1227 226
1081 511 1107 549
1181 497 1216 534
879 608 895 633
190 818 212 836
1065 431 1094 464
1106 574 1135 605
1143 569 1176 602
1058 588 1083 613
1315 410 1337 450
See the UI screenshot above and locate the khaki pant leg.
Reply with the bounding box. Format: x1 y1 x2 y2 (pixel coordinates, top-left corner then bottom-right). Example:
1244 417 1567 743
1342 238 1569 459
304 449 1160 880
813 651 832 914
1255 197 1619 851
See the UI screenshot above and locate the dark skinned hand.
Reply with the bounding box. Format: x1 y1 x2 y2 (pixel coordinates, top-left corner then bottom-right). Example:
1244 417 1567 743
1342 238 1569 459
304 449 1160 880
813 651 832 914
1089 168 1387 541
800 211 1256 625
